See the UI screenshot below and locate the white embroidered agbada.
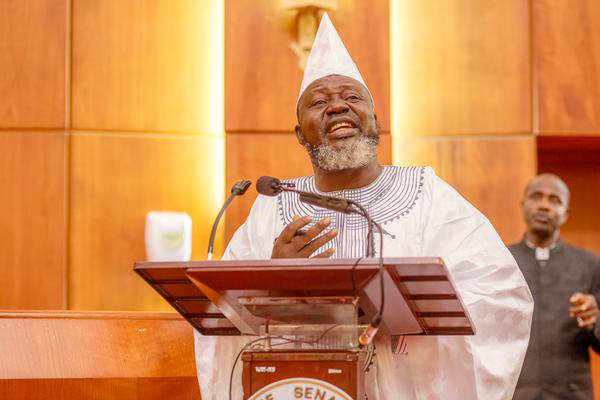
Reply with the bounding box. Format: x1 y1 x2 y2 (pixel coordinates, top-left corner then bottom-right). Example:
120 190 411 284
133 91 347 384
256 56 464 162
195 13 532 400
195 166 532 399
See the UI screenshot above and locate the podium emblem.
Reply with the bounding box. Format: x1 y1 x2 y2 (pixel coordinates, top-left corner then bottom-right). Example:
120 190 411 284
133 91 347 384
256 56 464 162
248 377 353 400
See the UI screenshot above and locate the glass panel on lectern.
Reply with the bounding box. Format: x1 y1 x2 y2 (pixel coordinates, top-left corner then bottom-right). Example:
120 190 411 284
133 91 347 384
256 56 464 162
237 296 359 349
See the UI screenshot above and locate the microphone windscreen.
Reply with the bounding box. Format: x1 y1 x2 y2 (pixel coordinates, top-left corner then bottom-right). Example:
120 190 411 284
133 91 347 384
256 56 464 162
231 180 252 195
256 176 281 196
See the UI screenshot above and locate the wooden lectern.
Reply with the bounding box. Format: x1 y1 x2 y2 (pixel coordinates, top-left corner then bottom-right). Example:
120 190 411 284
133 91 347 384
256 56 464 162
135 257 474 399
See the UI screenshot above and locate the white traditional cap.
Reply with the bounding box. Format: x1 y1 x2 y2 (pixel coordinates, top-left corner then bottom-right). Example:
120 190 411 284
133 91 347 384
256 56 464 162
297 12 373 106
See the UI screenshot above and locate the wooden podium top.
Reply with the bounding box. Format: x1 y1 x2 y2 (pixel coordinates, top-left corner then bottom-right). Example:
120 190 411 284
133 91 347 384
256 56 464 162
135 257 475 337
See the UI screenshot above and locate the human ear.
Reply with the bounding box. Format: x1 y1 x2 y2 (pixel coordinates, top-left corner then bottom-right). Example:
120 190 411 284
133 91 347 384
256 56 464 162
295 125 306 146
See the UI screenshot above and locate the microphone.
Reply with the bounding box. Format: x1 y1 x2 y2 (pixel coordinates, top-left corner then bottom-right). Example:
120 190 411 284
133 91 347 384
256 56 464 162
256 176 282 196
358 313 381 347
298 192 354 214
256 176 355 214
207 180 252 260
231 180 252 196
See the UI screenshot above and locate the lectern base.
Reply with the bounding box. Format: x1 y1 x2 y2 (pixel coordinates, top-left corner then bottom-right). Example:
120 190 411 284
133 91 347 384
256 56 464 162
242 349 363 400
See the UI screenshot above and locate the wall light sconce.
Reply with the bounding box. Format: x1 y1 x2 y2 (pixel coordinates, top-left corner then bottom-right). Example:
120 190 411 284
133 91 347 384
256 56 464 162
280 0 338 70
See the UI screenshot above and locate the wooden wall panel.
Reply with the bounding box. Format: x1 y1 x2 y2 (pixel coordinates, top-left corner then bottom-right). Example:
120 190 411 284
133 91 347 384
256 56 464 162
225 0 389 133
70 133 224 311
72 0 222 133
534 0 600 135
0 131 67 309
393 135 536 244
0 311 200 399
391 0 530 136
225 133 391 243
0 0 66 128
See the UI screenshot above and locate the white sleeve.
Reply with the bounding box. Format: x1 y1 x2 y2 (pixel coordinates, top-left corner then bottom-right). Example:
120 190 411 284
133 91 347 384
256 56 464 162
408 167 533 399
222 194 281 260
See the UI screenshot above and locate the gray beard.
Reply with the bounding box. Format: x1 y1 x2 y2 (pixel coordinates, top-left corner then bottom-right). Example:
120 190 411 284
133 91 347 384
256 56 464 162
306 134 378 171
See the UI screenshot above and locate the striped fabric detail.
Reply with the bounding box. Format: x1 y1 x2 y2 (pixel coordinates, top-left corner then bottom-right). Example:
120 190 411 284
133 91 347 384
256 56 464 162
276 166 425 258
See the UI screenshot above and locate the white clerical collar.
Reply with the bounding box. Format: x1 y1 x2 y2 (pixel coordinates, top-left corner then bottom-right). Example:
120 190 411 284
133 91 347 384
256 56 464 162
524 238 557 264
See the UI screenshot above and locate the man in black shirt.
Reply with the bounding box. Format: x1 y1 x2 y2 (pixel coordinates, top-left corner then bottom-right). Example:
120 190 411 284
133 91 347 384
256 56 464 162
510 173 600 399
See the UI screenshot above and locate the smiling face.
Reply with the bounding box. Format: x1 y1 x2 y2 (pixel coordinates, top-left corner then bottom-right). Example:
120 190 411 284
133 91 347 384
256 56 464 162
521 174 570 242
295 74 379 171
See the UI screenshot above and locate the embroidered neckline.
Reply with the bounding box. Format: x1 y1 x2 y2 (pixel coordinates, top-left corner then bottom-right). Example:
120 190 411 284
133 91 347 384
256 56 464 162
275 166 425 258
277 166 425 228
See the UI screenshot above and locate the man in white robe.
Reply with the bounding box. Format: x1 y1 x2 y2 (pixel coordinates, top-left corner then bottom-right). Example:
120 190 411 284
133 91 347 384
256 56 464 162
195 13 533 400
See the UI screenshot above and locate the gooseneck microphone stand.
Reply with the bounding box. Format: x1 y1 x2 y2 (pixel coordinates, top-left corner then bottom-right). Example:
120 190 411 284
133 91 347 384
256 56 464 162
207 180 252 260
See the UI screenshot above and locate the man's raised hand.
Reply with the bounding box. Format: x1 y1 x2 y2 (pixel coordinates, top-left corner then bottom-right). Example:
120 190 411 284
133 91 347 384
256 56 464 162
271 215 337 258
569 292 599 330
